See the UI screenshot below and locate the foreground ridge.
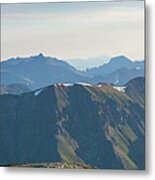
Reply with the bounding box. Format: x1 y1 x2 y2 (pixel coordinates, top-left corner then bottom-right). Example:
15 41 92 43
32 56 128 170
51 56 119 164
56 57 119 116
0 77 145 169
6 162 93 169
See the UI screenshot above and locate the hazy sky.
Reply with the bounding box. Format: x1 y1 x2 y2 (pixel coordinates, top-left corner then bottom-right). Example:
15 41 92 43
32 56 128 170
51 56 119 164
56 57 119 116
1 1 144 61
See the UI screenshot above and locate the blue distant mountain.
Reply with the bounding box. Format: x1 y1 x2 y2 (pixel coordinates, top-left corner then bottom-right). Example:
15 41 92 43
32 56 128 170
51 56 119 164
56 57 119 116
1 54 144 90
86 55 144 85
66 55 110 71
86 55 144 76
1 53 89 89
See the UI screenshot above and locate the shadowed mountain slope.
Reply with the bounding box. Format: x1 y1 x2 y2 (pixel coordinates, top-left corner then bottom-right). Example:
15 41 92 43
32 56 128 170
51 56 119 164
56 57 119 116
0 77 145 169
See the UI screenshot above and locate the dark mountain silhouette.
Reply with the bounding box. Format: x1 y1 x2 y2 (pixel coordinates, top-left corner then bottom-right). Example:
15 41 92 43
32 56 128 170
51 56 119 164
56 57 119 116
0 77 145 169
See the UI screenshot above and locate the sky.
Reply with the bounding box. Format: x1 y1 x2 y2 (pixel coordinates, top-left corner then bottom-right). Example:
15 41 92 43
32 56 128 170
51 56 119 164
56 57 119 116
1 1 144 61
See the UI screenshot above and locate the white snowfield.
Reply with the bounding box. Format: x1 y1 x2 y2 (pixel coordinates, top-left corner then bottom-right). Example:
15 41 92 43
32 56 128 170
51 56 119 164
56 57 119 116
54 82 92 87
54 83 73 87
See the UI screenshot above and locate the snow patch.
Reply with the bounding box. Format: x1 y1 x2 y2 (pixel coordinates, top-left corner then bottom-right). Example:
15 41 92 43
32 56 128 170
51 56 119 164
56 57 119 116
113 86 126 93
54 83 73 87
34 89 43 96
136 66 140 70
114 74 119 85
54 82 92 87
62 83 73 87
54 83 61 87
98 84 102 87
76 82 92 87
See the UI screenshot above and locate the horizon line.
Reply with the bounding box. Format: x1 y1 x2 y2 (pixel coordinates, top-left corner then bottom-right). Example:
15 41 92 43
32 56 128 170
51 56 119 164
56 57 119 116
1 53 144 62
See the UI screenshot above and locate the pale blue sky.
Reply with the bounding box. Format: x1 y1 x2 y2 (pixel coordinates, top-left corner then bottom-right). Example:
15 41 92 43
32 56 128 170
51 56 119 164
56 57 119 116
1 1 144 61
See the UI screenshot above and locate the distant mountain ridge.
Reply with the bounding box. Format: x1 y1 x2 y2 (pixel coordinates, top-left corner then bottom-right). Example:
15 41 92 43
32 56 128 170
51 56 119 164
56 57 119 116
1 54 144 89
86 55 144 76
87 55 144 85
0 84 31 95
0 77 145 169
66 55 110 70
1 53 89 89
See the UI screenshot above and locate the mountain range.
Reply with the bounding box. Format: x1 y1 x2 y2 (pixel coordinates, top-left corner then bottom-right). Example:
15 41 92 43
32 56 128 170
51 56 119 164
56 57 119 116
0 77 145 169
1 53 89 90
87 56 144 85
1 54 144 90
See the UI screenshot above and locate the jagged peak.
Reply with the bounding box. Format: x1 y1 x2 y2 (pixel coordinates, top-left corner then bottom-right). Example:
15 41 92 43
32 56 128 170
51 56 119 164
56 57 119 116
38 53 44 57
30 53 46 59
